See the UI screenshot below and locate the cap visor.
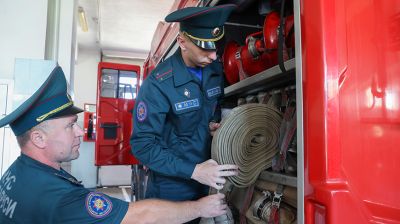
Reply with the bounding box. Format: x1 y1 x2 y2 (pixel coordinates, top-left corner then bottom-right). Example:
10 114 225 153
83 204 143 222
189 37 217 50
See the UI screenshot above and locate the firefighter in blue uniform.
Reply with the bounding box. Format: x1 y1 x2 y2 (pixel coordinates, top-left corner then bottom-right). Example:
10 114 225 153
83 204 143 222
131 4 239 203
0 64 229 223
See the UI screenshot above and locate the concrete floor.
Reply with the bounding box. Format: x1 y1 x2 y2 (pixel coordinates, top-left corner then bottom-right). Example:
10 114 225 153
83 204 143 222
96 186 132 202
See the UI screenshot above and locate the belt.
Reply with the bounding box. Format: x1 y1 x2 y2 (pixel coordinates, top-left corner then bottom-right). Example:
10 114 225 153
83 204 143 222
211 103 282 187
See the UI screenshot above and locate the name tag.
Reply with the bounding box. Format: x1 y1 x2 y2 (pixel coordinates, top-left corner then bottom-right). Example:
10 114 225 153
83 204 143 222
207 86 221 97
175 99 200 111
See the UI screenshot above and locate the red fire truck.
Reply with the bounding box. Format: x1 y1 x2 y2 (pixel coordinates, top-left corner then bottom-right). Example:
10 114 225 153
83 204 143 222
95 62 140 166
140 0 400 223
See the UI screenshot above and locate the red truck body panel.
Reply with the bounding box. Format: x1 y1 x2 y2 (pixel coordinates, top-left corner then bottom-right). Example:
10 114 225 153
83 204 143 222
302 0 400 223
142 0 400 222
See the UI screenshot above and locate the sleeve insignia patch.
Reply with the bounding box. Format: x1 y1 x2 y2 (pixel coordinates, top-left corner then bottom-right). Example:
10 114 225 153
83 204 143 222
85 192 113 218
137 101 147 122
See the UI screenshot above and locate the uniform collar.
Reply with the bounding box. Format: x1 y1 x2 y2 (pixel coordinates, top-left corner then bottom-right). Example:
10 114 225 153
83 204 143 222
20 153 59 172
172 49 198 87
170 49 221 87
19 153 83 186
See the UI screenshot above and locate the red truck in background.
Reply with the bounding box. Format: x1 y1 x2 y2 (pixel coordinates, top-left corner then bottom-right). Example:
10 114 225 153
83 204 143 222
95 62 140 166
141 0 400 223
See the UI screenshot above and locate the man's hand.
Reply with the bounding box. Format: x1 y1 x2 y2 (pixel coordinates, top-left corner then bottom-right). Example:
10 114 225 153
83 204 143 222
123 192 228 223
196 193 227 218
191 159 238 190
209 122 221 136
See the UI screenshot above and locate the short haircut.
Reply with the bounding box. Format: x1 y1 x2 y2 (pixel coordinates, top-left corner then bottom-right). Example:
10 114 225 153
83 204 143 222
16 120 50 148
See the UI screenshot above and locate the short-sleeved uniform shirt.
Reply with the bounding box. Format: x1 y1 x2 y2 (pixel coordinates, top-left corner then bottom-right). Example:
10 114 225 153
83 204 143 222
130 49 223 201
0 154 128 223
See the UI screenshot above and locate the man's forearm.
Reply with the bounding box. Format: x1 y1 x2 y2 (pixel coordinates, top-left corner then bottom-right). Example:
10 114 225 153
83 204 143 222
121 193 227 224
121 199 200 224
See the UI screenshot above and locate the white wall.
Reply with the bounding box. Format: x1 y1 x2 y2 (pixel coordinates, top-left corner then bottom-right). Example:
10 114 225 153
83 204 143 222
0 0 48 175
0 0 48 79
0 0 79 176
0 80 14 176
58 0 77 86
73 47 100 108
0 0 77 80
71 47 100 188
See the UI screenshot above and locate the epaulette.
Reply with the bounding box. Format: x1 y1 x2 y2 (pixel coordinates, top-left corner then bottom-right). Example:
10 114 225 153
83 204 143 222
153 60 173 82
155 69 173 82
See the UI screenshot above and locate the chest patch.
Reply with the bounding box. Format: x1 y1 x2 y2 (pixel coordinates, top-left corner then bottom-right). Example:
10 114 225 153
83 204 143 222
85 192 113 218
207 86 221 98
137 101 147 122
175 98 200 111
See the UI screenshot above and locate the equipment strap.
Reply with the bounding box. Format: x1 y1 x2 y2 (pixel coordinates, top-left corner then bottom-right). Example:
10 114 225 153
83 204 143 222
269 184 284 224
239 184 255 224
278 0 287 73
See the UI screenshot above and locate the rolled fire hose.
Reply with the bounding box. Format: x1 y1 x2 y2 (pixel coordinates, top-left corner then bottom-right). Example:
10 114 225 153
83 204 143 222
211 103 282 188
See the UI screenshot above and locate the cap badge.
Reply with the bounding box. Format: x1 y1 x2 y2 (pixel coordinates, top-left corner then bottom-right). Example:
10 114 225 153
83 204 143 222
212 27 221 37
184 88 190 98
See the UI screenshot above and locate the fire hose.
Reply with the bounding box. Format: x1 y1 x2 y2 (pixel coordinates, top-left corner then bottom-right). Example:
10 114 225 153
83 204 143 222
211 103 282 188
201 104 282 224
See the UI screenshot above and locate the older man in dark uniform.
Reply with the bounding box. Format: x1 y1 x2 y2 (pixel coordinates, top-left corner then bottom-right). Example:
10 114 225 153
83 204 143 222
130 4 239 205
0 64 228 223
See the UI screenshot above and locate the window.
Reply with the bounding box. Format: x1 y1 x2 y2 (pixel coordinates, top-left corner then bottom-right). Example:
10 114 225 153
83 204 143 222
101 69 137 99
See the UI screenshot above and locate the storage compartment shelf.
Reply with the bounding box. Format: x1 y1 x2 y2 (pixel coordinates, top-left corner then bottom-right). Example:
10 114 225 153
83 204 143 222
224 58 296 97
259 170 297 187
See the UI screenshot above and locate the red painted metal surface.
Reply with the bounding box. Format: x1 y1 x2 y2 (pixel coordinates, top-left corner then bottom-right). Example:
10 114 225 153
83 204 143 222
142 0 400 222
223 41 240 85
223 12 293 85
95 62 140 166
302 0 400 223
241 31 279 77
143 0 199 77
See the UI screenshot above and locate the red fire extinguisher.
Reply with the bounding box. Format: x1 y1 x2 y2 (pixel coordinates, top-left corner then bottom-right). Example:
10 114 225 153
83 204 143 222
223 11 294 85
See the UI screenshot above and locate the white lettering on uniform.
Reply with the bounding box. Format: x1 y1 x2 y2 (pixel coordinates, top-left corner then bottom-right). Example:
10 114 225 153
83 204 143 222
3 198 17 219
1 170 16 190
0 170 18 219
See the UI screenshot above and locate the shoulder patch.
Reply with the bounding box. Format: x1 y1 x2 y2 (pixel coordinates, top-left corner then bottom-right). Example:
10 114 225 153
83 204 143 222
155 69 173 82
137 101 147 122
85 192 113 218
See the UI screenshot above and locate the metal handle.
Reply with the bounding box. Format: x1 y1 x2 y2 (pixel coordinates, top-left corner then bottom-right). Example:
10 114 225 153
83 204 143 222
100 123 120 128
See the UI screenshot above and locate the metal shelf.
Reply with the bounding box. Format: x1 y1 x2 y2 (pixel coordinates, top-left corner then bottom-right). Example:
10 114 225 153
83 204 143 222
222 59 298 187
224 58 296 97
259 170 297 187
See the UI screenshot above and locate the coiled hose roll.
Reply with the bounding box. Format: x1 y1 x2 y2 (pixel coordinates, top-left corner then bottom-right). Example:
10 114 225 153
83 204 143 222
211 103 282 188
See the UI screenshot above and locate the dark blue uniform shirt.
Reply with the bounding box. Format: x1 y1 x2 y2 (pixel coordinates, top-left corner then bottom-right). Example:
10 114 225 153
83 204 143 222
0 154 128 223
130 49 223 201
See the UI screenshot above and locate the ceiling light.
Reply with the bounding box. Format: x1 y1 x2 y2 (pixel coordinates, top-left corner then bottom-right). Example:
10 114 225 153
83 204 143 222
78 6 88 32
